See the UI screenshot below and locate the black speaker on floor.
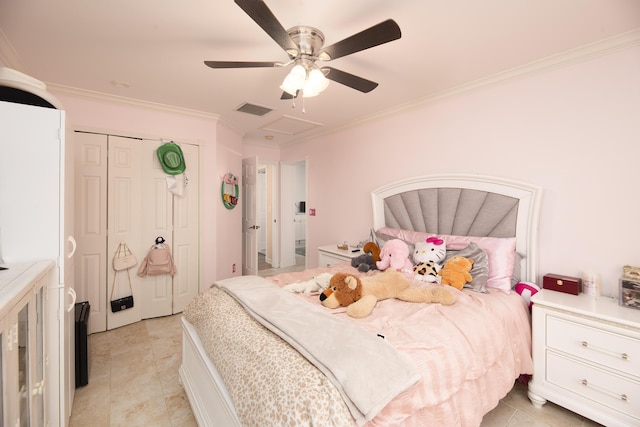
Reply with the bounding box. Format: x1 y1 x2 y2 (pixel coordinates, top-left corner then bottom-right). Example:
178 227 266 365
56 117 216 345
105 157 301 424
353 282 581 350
75 301 90 388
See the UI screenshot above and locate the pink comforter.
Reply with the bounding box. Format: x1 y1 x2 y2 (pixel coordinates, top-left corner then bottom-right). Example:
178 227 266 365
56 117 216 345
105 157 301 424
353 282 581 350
268 262 533 427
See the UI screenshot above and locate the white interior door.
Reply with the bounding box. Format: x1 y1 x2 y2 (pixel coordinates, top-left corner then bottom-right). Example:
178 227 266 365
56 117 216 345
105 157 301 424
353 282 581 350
107 136 143 330
172 143 200 313
242 156 258 276
279 163 296 267
74 132 108 333
260 162 280 269
139 140 200 316
139 140 173 319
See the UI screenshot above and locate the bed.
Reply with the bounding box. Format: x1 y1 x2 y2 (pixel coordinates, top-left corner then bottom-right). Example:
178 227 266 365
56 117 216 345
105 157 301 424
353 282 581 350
179 174 543 427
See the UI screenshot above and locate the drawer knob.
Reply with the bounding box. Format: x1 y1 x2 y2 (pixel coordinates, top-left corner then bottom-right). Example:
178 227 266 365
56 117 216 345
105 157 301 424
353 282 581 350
622 394 628 402
581 341 588 347
622 353 629 360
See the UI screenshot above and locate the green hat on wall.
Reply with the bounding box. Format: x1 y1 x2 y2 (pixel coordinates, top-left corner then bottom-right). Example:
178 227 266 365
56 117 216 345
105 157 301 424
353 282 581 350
157 143 186 175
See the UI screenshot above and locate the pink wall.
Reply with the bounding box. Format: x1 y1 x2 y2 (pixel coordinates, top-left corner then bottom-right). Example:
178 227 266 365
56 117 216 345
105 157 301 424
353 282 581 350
6 44 639 297
280 45 640 297
216 123 244 280
242 143 281 163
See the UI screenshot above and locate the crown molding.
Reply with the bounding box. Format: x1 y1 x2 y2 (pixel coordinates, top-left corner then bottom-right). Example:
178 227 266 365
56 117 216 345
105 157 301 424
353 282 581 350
45 83 220 121
0 27 25 71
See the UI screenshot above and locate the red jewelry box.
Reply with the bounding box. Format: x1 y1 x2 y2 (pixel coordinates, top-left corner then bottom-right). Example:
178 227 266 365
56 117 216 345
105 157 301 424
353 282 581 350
543 274 582 295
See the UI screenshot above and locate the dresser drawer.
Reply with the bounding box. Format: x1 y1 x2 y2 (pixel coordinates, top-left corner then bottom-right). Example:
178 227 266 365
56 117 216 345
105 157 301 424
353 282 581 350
546 351 640 421
318 252 345 267
547 316 640 378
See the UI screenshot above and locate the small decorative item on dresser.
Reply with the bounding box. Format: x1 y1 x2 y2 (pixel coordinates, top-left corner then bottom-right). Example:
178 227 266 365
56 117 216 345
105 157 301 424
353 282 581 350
542 273 582 295
623 265 640 281
619 277 640 310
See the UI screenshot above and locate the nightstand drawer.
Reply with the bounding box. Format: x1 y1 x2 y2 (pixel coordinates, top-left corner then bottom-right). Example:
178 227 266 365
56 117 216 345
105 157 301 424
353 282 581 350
547 351 640 421
317 245 361 267
318 252 346 267
547 316 640 378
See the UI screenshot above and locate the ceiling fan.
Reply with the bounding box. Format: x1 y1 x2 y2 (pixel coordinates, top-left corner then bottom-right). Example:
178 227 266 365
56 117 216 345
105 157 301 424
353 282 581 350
204 0 401 99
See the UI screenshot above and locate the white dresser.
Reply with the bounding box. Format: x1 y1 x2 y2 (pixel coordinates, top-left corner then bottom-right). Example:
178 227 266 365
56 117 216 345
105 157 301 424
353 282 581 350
528 289 640 427
0 261 55 427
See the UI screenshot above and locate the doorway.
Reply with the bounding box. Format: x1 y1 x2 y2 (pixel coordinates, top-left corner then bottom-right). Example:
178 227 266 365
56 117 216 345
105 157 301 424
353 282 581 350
257 165 271 270
292 161 307 260
255 160 306 272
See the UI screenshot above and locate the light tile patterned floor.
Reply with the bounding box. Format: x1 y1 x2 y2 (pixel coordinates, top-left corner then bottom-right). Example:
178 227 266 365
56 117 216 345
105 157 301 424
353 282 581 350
70 314 197 427
70 262 602 427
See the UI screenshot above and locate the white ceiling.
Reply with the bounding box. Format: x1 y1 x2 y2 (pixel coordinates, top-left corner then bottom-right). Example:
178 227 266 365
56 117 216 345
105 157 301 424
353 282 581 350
1 0 639 145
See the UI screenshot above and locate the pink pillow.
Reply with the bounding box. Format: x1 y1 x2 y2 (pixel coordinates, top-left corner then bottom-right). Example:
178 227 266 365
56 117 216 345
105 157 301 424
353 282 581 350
377 228 516 292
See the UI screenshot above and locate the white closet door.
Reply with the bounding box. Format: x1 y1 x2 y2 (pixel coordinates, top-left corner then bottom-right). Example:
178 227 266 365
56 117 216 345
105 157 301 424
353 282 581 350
74 133 108 333
139 140 173 319
139 141 199 316
106 136 143 330
75 134 200 330
172 143 200 313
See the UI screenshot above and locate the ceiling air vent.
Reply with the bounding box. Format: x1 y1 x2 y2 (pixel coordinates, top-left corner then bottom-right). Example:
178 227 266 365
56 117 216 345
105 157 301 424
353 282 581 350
235 102 273 116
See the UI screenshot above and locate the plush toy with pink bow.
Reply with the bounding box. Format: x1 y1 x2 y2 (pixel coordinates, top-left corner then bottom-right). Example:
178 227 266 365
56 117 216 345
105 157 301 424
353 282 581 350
375 239 415 279
412 237 447 282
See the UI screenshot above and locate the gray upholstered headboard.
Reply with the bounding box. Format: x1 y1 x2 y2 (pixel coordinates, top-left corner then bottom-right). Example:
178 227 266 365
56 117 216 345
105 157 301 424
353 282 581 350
371 174 543 283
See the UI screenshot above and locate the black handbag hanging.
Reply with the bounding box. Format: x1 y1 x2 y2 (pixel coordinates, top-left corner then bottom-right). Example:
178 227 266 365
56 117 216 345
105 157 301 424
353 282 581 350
110 268 134 312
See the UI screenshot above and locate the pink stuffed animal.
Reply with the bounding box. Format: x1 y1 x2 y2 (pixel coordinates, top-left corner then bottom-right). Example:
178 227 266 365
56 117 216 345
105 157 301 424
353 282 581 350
376 239 414 279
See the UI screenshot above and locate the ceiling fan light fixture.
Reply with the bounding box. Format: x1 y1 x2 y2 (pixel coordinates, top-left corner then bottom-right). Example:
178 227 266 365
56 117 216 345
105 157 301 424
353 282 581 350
302 68 329 97
280 63 306 95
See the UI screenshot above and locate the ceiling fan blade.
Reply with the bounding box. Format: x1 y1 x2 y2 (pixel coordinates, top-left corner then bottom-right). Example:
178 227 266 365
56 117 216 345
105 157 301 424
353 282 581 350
234 0 298 55
319 19 401 61
323 67 378 93
280 90 298 100
204 60 281 68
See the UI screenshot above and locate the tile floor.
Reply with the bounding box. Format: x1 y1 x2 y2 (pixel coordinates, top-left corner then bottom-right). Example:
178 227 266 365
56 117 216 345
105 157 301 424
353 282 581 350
70 314 197 427
70 259 602 427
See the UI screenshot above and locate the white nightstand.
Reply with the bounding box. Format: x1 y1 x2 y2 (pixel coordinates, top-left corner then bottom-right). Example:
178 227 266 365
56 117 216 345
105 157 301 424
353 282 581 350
317 245 362 267
528 289 640 427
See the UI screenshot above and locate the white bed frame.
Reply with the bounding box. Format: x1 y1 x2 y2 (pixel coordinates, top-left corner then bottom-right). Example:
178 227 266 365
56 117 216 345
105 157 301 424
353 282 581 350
179 174 543 426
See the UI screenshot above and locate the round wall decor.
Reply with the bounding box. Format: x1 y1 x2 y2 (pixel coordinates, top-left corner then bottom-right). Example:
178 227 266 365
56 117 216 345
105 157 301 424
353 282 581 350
222 173 239 209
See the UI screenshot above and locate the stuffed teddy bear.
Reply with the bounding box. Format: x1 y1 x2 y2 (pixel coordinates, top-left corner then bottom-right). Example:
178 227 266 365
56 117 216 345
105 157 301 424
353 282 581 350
438 256 474 290
283 272 333 294
350 253 377 272
320 269 456 318
375 239 414 279
412 237 447 282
